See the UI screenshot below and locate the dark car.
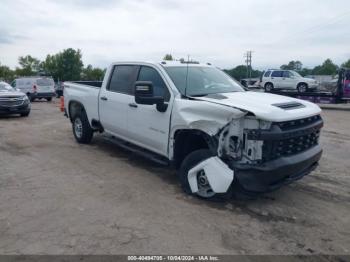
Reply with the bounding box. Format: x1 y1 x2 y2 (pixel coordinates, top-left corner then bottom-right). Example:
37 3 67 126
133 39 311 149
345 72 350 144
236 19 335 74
0 81 31 117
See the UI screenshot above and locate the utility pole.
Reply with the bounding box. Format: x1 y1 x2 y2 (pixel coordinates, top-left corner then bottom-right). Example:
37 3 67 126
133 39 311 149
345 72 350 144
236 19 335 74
244 51 253 80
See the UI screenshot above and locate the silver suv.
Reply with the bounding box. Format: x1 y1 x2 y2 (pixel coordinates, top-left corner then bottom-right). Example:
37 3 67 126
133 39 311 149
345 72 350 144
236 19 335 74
261 69 318 93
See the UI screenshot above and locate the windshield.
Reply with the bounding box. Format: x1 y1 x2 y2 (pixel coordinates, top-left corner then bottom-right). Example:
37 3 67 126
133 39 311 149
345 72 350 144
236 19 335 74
164 66 244 96
36 78 54 86
290 71 302 78
0 82 15 92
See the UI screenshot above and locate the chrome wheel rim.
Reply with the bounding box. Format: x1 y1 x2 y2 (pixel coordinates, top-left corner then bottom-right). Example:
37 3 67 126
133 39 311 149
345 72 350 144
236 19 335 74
196 170 215 198
265 84 272 91
74 118 83 139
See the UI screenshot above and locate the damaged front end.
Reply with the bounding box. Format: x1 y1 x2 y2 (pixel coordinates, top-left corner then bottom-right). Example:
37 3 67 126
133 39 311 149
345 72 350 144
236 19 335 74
216 114 323 193
187 113 323 196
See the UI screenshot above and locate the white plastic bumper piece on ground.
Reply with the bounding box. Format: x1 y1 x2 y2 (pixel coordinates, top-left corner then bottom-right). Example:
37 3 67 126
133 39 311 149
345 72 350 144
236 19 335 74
188 157 234 194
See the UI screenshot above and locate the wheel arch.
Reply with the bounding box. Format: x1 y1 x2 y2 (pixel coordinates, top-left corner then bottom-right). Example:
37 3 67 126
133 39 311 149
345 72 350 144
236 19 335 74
172 129 218 169
68 100 86 123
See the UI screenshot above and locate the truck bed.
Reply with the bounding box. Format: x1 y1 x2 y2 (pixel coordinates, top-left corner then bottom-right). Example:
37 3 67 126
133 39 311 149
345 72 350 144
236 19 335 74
64 81 101 123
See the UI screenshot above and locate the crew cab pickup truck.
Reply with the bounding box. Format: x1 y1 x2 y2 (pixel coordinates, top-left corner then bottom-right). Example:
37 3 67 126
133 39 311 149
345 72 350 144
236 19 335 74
64 61 323 199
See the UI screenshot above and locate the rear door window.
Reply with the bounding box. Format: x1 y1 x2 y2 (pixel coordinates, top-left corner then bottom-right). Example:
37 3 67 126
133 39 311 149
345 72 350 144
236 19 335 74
271 71 283 77
36 78 54 86
137 66 170 101
108 65 139 95
283 71 291 78
264 71 271 77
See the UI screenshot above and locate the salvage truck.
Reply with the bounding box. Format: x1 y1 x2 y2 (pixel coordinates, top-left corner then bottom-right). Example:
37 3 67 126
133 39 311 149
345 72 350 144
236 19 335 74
64 61 323 199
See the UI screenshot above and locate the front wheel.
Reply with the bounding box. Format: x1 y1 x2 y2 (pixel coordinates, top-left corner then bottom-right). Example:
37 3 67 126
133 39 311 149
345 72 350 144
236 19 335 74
178 149 230 200
46 97 52 102
72 110 94 144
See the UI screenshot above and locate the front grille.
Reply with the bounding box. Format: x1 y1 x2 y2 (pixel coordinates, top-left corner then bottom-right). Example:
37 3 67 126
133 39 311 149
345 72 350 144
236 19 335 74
262 130 320 162
0 97 24 107
261 115 322 162
277 115 322 130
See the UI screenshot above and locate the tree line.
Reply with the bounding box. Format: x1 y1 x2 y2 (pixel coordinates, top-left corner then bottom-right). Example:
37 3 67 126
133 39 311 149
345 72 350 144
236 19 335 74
0 48 106 82
225 58 350 81
1 51 349 83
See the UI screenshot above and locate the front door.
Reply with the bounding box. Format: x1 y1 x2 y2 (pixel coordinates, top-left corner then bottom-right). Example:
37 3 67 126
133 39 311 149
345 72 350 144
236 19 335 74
127 66 173 156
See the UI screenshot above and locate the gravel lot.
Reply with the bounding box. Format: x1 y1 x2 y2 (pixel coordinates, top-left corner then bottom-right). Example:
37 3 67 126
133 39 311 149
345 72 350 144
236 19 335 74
0 100 349 255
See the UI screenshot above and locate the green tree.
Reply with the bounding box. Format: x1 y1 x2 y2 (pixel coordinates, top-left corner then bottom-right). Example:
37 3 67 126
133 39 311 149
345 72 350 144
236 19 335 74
0 63 15 81
224 65 262 80
163 54 174 61
280 60 303 71
341 59 350 68
312 59 338 75
299 67 312 77
16 55 41 76
42 48 84 81
81 64 106 80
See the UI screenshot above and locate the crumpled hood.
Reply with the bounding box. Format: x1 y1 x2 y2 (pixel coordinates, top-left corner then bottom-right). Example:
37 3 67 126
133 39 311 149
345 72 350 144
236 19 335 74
192 91 321 122
0 90 25 97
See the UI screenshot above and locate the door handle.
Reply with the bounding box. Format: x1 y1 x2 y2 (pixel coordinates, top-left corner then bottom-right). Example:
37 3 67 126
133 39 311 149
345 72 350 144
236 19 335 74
128 103 138 108
100 96 108 101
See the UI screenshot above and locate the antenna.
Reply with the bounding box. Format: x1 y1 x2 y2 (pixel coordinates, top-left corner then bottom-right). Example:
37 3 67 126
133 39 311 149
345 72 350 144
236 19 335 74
184 54 190 97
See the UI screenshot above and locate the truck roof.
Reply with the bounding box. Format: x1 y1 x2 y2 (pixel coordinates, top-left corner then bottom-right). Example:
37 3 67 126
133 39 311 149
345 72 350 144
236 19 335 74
111 61 213 68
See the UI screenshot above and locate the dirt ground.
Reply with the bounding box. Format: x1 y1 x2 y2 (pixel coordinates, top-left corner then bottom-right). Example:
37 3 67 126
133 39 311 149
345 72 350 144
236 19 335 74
0 100 349 255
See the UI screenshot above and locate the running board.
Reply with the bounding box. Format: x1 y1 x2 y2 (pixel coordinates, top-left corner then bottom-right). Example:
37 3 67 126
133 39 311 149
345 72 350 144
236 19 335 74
102 135 170 166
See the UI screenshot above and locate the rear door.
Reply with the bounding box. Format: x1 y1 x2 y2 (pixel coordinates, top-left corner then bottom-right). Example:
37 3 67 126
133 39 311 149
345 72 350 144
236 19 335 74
271 70 283 88
98 65 139 139
281 71 295 89
36 78 55 93
127 65 173 156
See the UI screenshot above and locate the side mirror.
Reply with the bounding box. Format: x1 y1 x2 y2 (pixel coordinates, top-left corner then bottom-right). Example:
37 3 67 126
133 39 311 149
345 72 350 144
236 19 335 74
134 81 168 112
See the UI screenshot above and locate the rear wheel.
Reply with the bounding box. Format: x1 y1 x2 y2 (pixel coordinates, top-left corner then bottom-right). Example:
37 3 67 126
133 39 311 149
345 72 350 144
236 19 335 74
297 83 308 93
264 82 274 92
72 110 94 144
46 97 52 102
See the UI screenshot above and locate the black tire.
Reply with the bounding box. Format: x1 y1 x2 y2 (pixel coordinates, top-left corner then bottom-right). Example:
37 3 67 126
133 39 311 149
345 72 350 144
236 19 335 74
20 111 30 117
72 110 94 144
46 97 52 102
297 83 308 93
178 149 231 200
264 82 274 92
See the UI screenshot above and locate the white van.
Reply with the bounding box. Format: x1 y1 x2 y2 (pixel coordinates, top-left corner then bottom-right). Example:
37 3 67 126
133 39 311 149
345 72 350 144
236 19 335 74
12 77 56 101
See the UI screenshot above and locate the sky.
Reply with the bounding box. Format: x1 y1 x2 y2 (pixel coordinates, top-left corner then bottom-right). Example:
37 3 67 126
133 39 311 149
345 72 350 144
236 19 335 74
0 0 349 70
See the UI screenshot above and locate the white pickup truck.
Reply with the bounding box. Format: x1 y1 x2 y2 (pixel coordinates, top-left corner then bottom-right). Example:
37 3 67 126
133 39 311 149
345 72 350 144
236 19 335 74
64 61 323 199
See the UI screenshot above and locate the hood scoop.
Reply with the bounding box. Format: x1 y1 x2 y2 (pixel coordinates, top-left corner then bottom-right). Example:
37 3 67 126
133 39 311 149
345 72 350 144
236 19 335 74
272 102 305 110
